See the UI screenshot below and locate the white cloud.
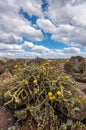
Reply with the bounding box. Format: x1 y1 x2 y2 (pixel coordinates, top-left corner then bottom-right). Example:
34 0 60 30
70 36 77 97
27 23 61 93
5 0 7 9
43 0 86 47
0 31 21 44
0 43 23 51
0 0 44 46
63 47 80 53
17 0 43 17
23 41 50 53
46 0 86 25
51 24 86 47
37 18 57 34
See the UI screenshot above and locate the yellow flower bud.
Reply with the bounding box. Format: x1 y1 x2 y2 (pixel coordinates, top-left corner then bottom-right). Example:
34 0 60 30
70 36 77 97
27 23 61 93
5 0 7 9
18 67 21 71
24 79 29 85
48 92 53 97
52 96 56 100
65 75 69 79
49 96 56 101
14 64 18 69
42 65 46 71
56 91 62 96
33 79 37 84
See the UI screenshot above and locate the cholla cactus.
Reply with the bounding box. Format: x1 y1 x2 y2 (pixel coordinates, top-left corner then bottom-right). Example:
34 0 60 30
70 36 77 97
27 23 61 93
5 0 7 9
1 61 86 130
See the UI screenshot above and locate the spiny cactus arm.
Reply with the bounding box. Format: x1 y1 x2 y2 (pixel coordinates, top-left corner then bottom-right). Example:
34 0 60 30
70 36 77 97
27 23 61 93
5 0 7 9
11 80 25 92
4 97 14 106
17 88 29 98
46 102 56 119
32 98 47 110
10 86 21 95
36 85 45 97
26 103 39 122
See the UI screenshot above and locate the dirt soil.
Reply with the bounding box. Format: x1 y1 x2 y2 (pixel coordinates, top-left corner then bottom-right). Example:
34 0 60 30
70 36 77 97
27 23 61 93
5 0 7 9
0 107 20 130
76 82 86 94
0 107 14 130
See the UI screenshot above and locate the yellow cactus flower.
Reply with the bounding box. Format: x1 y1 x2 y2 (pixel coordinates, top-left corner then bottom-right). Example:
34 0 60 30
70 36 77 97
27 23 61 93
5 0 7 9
33 79 37 84
52 96 56 100
56 91 62 96
24 79 29 85
18 67 21 71
48 92 53 97
65 75 69 79
49 96 56 101
42 67 46 71
14 64 18 69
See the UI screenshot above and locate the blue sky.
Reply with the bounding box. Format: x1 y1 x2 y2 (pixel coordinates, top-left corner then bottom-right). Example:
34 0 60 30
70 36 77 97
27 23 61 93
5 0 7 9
0 0 86 58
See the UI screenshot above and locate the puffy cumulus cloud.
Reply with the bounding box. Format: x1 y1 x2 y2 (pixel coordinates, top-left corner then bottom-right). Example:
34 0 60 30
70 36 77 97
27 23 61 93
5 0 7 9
0 43 23 51
66 3 86 26
63 47 80 53
16 0 42 17
46 0 86 25
71 0 86 6
54 47 86 58
23 41 50 53
51 24 86 47
0 0 44 46
47 0 85 7
0 31 21 44
37 18 57 34
42 0 86 47
36 0 86 47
